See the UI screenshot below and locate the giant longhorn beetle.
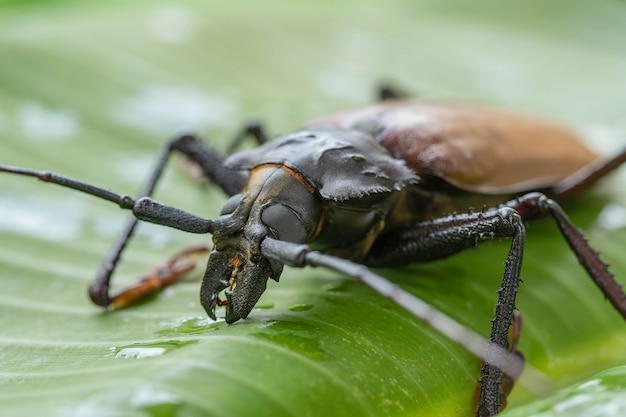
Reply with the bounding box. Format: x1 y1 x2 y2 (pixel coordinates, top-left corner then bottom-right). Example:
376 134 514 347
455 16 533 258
2 90 625 415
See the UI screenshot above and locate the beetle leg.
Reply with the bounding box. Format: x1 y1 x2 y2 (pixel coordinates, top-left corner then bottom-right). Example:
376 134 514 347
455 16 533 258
226 120 271 153
365 191 626 414
364 207 529 415
473 312 525 416
377 83 409 101
108 245 210 310
499 312 525 404
90 134 243 309
508 192 626 319
0 163 216 308
260 237 527 383
170 134 247 196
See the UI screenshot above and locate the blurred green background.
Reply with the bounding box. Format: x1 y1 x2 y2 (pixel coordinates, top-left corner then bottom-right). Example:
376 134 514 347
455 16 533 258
1 1 626 416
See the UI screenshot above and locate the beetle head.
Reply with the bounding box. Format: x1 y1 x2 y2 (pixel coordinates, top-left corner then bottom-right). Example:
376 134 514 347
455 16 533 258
199 193 284 323
199 165 322 323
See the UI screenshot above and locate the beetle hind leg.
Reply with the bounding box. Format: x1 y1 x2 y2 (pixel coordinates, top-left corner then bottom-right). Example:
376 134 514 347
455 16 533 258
365 190 626 414
508 192 626 319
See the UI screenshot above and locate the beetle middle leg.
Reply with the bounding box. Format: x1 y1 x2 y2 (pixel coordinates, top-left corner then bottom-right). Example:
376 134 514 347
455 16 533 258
364 206 527 415
472 311 524 415
364 191 626 415
90 134 245 310
226 120 271 153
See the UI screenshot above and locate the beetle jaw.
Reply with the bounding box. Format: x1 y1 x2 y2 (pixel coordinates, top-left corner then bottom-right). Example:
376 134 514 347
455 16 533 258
200 248 282 323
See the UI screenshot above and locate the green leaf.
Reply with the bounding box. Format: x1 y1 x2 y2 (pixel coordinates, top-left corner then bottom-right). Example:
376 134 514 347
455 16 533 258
501 366 626 417
1 1 626 416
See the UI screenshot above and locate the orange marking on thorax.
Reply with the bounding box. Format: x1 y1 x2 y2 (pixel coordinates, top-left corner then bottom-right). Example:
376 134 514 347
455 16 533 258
252 163 317 194
250 163 325 241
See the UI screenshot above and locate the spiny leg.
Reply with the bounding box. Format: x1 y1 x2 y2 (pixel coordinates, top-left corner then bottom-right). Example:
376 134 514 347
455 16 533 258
508 192 626 318
363 206 528 415
1 165 541 409
90 133 246 309
499 312 524 409
477 210 525 417
363 191 626 414
261 236 544 417
473 312 524 415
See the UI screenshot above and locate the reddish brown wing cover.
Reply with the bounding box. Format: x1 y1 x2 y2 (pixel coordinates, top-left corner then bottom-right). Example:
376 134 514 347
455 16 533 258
305 100 598 194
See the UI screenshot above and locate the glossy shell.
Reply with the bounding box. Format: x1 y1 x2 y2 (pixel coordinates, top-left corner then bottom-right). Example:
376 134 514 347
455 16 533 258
224 128 416 202
305 100 599 193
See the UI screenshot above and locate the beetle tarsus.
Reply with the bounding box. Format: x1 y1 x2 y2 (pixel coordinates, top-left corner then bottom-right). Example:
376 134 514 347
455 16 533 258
103 245 209 311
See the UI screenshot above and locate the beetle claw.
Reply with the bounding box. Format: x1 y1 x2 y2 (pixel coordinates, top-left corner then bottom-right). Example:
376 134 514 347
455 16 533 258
224 290 238 324
205 292 219 321
200 250 232 320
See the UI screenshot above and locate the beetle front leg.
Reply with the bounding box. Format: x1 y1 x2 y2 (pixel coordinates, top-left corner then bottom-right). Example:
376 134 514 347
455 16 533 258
107 245 210 309
364 207 528 416
90 134 243 309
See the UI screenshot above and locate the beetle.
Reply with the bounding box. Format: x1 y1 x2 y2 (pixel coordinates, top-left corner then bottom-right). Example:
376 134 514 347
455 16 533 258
1 93 625 416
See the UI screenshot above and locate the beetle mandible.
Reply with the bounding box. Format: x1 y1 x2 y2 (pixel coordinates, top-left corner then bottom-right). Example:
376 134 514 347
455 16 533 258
1 91 626 416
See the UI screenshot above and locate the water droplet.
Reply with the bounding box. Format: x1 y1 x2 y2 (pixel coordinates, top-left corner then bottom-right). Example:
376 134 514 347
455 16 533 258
111 340 197 359
288 303 314 312
114 346 166 359
156 316 222 336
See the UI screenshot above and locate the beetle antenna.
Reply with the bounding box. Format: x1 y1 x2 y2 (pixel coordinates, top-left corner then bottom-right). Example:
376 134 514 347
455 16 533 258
260 237 553 395
0 164 214 234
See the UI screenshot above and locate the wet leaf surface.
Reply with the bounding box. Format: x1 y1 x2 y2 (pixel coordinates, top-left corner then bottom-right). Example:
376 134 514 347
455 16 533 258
1 1 625 416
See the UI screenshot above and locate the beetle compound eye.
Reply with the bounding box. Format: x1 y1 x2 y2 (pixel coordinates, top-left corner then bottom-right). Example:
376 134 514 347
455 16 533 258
261 204 307 243
220 193 243 215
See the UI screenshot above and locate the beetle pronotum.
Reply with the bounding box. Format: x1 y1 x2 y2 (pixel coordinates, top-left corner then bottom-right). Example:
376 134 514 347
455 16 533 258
1 95 625 416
